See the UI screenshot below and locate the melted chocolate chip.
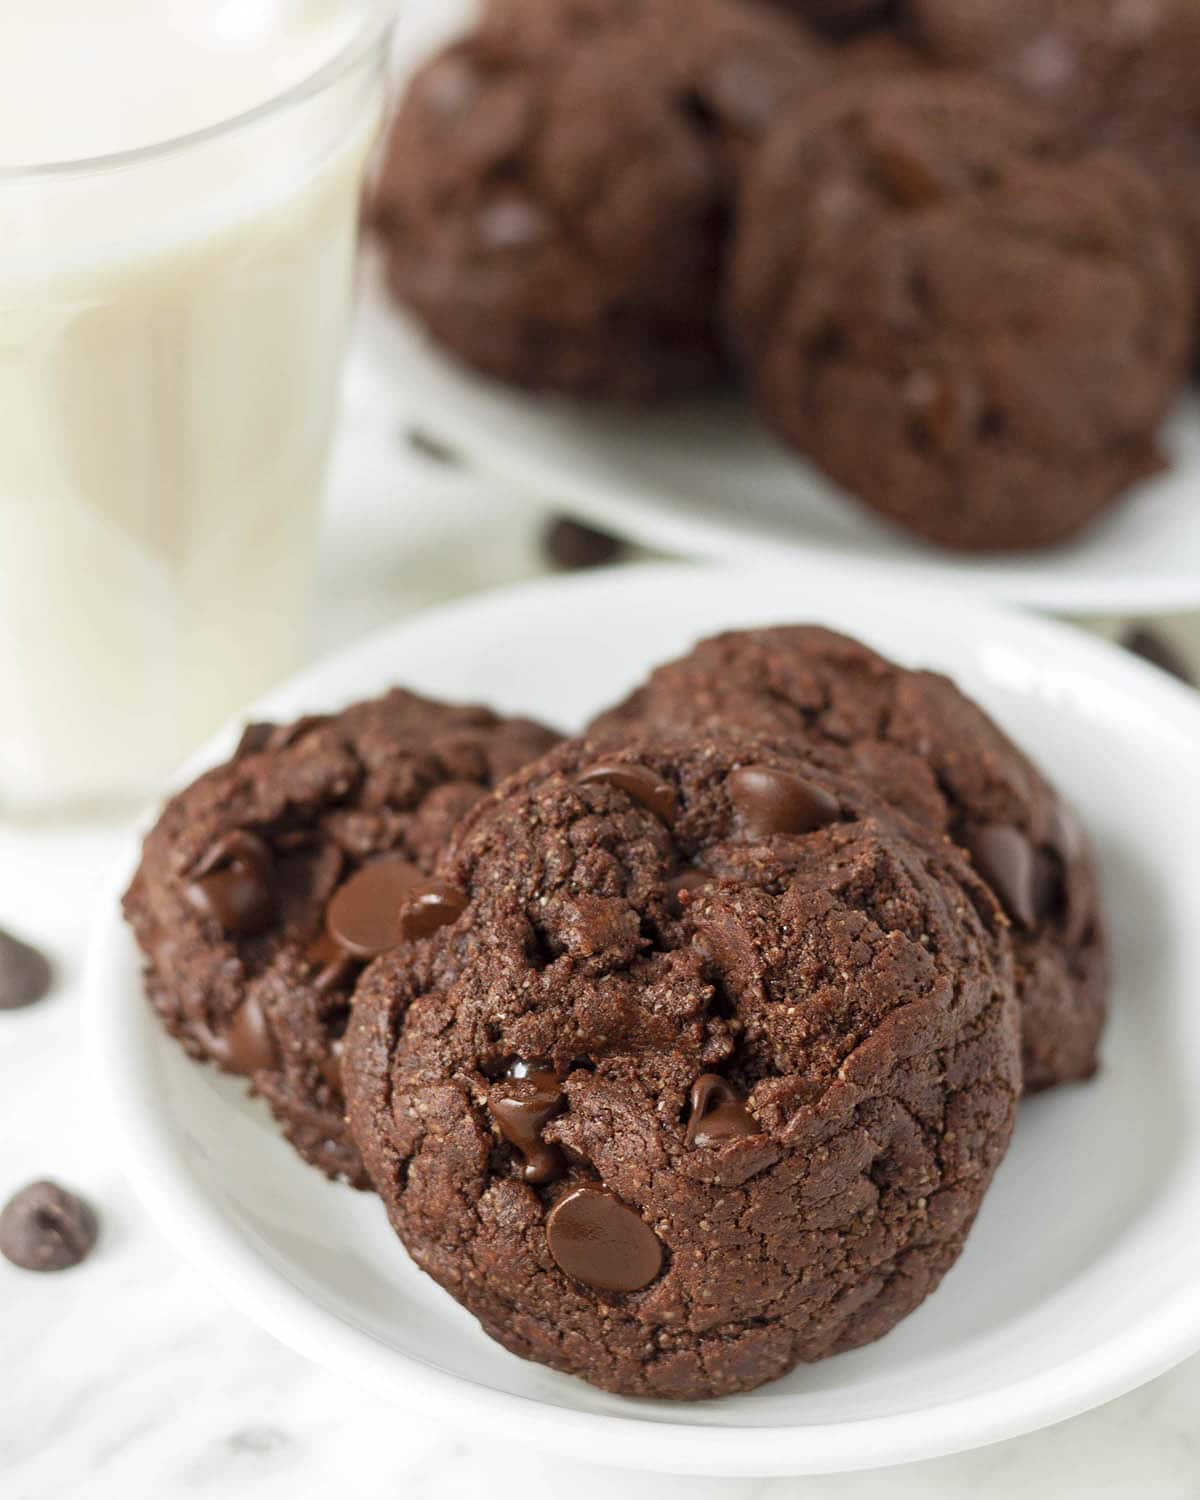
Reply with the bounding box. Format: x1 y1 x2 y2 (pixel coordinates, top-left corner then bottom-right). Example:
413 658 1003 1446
489 1069 565 1184
185 831 275 937
0 927 53 1011
398 880 467 939
686 1074 759 1148
325 856 423 959
0 1181 99 1272
577 762 677 828
969 823 1043 930
545 1185 663 1293
305 931 359 997
727 765 839 839
210 994 277 1076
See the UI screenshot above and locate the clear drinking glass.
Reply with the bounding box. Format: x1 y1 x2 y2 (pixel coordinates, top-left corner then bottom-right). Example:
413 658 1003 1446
0 5 392 812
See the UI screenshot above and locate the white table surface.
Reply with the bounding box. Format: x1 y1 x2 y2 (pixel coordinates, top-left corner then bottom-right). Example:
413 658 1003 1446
3 339 1200 1500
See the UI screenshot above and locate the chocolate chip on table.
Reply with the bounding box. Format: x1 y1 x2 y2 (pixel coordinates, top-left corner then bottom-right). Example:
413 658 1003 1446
968 823 1042 931
577 762 677 827
686 1074 759 1148
543 516 626 571
0 927 52 1011
325 855 424 959
0 1181 98 1272
1121 625 1195 686
727 765 840 839
185 831 275 937
545 1184 663 1293
405 427 463 466
489 1067 565 1184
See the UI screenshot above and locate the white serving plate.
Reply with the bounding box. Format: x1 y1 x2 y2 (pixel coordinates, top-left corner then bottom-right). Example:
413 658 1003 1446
88 562 1200 1476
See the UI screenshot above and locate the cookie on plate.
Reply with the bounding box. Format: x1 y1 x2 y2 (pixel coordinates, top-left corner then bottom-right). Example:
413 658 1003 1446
344 729 1019 1399
909 0 1200 313
123 691 559 1186
728 73 1192 551
590 625 1107 1092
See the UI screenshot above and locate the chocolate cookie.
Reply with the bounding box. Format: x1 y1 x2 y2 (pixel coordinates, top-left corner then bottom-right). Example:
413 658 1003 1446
123 691 559 1186
909 0 1200 318
344 729 1020 1399
374 2 830 398
729 74 1192 551
780 0 892 38
590 626 1106 1091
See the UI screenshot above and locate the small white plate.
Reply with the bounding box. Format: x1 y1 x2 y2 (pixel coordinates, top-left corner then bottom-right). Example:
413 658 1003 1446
361 262 1200 617
87 563 1200 1477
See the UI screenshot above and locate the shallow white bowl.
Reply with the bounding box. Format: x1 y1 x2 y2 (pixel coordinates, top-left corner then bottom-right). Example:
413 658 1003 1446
87 563 1200 1476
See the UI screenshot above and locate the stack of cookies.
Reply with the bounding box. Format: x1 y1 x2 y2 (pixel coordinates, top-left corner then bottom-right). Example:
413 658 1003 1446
370 0 1197 551
125 625 1105 1400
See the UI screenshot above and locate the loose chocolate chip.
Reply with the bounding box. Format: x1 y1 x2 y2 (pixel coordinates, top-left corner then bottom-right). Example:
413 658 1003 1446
1121 625 1195 686
727 765 839 839
233 722 275 759
543 517 626 571
209 994 277 1076
406 427 462 466
546 1184 663 1293
325 856 423 959
577 762 677 828
185 831 275 937
686 1074 759 1148
490 1068 565 1184
0 1181 98 1272
398 880 468 940
0 927 52 1011
969 823 1040 930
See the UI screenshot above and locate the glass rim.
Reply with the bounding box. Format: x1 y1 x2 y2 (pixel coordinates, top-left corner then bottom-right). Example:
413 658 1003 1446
0 1 396 182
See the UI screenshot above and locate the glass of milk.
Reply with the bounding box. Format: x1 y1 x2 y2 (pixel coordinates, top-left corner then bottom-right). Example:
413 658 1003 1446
0 1 392 812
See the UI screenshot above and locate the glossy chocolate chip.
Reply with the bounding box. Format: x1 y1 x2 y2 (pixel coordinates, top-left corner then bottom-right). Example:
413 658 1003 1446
325 856 423 959
577 762 677 828
185 831 275 937
546 1185 663 1293
0 1181 99 1272
0 927 52 1011
398 880 467 940
543 516 625 571
490 1068 565 1184
686 1074 759 1148
212 994 277 1076
969 823 1042 930
1121 625 1195 686
727 765 839 839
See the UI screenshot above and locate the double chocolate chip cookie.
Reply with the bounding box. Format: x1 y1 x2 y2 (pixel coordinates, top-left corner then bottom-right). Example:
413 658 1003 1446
124 690 559 1186
591 625 1106 1092
373 0 829 399
909 0 1200 322
345 729 1020 1399
729 73 1192 550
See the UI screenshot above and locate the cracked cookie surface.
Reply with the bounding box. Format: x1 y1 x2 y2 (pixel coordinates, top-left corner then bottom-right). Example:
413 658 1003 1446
123 690 559 1186
591 625 1107 1091
344 728 1019 1399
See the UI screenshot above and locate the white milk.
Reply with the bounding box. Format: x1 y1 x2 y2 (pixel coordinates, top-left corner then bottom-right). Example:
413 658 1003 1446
0 1 387 808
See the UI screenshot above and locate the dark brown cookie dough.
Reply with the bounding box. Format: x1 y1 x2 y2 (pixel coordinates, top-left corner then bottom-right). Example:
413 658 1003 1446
344 729 1020 1399
590 626 1106 1092
123 691 559 1187
778 0 893 38
728 73 1192 551
909 0 1200 315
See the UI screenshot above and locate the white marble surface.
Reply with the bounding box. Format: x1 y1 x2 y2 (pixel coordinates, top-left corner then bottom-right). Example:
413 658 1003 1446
4 344 1200 1500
